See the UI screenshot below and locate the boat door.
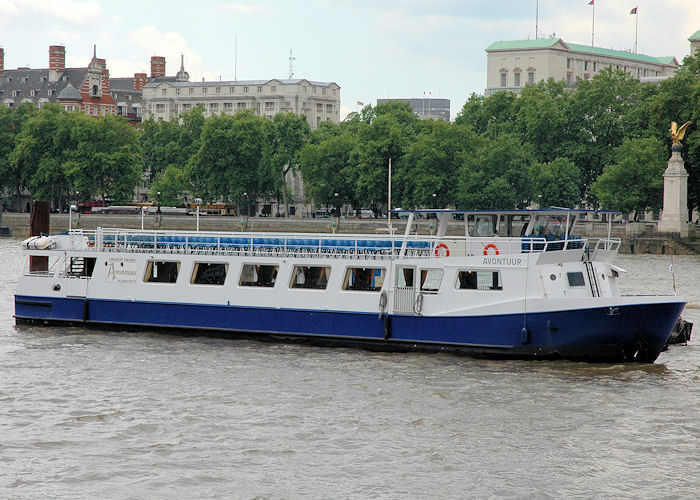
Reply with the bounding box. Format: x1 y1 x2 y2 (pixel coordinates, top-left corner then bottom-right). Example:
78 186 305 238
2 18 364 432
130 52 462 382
394 265 416 314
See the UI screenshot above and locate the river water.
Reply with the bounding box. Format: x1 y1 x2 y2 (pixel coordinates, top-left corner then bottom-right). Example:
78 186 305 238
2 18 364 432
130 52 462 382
1 238 698 498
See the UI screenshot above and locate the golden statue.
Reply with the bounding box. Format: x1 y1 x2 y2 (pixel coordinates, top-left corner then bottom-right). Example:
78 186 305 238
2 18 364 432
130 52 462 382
670 121 691 145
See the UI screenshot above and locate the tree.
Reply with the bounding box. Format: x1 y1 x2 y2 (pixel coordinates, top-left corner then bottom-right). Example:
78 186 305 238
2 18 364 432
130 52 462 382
151 165 186 207
140 118 182 183
266 112 310 217
299 133 358 214
565 68 648 200
591 137 666 217
457 133 533 209
186 111 268 211
0 103 37 207
350 101 419 213
455 91 518 138
396 120 478 208
530 157 581 208
10 104 72 205
64 114 142 203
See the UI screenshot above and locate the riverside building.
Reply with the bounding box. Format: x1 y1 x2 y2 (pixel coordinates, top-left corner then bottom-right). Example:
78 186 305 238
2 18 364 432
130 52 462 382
376 98 450 122
485 36 680 96
141 65 341 129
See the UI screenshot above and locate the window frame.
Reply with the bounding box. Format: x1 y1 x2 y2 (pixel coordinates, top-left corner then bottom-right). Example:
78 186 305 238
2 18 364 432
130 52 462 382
342 266 386 292
144 260 181 284
289 265 331 290
190 262 228 285
455 269 503 291
239 263 279 288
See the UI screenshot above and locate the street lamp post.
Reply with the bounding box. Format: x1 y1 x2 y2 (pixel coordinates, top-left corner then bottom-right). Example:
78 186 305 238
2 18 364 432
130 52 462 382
194 198 202 231
68 204 77 232
156 192 162 214
141 206 145 230
334 192 339 217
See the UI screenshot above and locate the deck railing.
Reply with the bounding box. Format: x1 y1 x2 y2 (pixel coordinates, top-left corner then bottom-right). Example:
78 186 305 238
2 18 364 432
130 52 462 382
39 229 621 260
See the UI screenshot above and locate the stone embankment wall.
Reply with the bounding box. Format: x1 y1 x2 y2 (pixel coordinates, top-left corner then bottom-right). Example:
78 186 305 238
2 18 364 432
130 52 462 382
2 213 698 255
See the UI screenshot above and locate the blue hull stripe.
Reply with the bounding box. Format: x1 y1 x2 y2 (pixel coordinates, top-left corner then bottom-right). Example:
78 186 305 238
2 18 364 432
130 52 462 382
15 295 683 352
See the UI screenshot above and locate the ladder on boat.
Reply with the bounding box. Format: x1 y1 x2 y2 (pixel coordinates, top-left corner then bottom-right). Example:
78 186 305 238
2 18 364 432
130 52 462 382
585 261 600 297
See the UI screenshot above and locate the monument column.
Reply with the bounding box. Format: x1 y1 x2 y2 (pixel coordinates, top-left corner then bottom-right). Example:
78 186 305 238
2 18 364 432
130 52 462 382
658 122 690 237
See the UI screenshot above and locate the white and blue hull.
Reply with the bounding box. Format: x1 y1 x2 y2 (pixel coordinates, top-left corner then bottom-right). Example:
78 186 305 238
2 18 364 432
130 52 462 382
14 210 687 363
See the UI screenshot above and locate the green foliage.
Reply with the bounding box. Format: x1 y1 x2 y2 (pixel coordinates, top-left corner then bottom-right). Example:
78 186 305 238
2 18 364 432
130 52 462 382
591 137 666 215
186 111 268 208
530 157 581 208
151 165 186 207
458 133 533 209
10 104 72 202
299 132 358 210
266 112 311 216
0 103 36 202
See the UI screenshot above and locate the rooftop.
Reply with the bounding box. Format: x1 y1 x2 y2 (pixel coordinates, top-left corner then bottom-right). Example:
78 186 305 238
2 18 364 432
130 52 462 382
487 38 677 66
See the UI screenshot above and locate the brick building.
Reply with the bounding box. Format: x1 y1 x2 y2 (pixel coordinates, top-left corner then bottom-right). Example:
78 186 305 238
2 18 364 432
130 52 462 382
0 45 118 116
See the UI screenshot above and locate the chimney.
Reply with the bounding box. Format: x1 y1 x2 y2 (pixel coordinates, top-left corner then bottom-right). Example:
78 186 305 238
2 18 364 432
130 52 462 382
48 45 65 82
134 72 148 91
0 47 4 76
49 45 65 72
150 56 165 78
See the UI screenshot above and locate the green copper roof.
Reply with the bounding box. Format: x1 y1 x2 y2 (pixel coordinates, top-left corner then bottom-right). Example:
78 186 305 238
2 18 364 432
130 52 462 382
487 38 677 66
689 30 700 41
567 43 675 65
486 39 563 51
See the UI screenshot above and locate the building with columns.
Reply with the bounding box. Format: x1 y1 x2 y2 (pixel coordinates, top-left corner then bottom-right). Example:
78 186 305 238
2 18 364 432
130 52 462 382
485 37 679 96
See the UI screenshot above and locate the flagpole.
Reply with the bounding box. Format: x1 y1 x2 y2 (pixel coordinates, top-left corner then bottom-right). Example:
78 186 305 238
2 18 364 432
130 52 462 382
535 0 539 39
591 1 595 46
634 9 638 53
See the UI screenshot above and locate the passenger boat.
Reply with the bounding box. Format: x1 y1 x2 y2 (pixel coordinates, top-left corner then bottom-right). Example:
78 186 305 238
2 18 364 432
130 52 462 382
14 209 687 363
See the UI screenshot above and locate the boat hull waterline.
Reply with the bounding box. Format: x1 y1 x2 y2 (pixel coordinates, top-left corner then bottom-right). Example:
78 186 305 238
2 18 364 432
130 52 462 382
15 295 684 363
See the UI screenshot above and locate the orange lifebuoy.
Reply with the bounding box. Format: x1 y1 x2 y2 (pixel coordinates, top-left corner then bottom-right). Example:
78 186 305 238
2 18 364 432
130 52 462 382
483 243 499 255
434 243 450 258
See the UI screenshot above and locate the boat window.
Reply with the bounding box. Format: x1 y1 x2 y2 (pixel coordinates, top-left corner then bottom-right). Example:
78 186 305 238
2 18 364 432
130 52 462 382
290 265 331 289
191 262 228 285
68 257 96 277
499 214 532 237
420 269 443 293
144 260 180 283
567 272 586 287
467 214 496 237
456 270 502 290
396 268 414 287
342 267 385 292
239 264 278 287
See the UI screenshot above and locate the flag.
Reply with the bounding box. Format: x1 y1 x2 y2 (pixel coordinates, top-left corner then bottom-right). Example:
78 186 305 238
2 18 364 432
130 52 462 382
357 101 364 106
630 6 637 14
588 0 594 5
669 264 674 273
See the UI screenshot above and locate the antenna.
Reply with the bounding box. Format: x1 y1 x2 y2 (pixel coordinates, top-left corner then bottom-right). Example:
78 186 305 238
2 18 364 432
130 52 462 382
288 48 295 79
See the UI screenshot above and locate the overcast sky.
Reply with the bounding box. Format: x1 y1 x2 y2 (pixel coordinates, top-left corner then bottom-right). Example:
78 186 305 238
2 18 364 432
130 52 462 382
1 0 699 119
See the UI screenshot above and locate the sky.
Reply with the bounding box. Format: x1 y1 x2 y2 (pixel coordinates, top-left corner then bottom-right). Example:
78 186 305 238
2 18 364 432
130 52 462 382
1 0 699 120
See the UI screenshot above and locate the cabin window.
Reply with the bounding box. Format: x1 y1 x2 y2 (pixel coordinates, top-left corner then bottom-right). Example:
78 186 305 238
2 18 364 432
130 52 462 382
290 265 331 289
420 269 443 293
239 264 278 287
467 214 496 237
144 260 180 283
191 262 228 285
343 267 385 292
567 272 586 287
456 270 502 291
68 257 97 277
396 268 414 287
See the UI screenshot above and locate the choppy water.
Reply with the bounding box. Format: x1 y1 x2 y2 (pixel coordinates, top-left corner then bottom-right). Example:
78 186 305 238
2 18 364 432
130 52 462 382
1 238 698 498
